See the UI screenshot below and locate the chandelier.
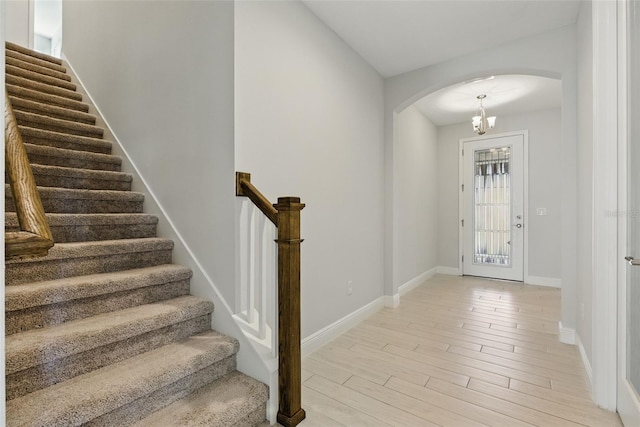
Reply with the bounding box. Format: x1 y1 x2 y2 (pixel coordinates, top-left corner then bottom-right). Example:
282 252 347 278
472 94 496 135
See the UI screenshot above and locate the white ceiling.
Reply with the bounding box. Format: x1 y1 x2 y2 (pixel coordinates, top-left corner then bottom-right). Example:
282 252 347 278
302 0 581 78
414 74 562 126
302 0 578 125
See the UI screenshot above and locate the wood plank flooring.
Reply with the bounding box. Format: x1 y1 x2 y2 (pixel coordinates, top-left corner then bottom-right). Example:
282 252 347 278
299 274 622 426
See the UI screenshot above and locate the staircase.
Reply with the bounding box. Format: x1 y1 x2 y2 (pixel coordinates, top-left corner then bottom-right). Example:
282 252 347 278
4 42 269 426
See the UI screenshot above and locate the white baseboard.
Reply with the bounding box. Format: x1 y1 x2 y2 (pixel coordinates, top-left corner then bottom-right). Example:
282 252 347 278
437 266 460 275
398 267 437 296
559 321 576 345
575 332 593 387
301 297 384 357
526 275 561 288
384 294 399 308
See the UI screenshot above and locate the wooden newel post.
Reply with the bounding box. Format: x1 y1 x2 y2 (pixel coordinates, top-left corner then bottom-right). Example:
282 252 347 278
274 196 306 427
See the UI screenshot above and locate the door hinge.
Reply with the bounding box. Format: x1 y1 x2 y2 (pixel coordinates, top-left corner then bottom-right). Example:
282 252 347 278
462 255 464 263
461 184 464 192
462 148 464 156
461 219 464 227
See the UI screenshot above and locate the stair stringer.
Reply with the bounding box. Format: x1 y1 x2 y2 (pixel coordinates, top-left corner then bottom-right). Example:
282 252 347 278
61 55 279 424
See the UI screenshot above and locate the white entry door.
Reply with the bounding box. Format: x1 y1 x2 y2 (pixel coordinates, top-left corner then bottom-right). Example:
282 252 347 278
618 0 640 424
461 133 525 281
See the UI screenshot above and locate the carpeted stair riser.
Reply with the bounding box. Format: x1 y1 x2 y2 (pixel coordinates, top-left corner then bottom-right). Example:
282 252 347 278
6 48 66 74
6 213 158 243
132 371 269 427
6 331 239 426
23 143 121 171
5 238 173 285
6 56 71 82
7 84 89 112
6 265 191 336
86 357 238 427
7 74 82 102
6 41 64 65
6 296 213 376
19 126 112 154
8 314 212 400
6 64 77 91
13 110 104 139
6 186 143 214
6 277 192 335
21 164 132 191
10 96 97 125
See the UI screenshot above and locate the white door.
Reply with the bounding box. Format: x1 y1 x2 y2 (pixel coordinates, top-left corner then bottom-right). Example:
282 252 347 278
461 133 525 281
618 1 640 424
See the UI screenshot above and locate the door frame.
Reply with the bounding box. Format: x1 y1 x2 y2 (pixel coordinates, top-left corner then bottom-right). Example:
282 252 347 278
615 0 640 423
458 130 529 280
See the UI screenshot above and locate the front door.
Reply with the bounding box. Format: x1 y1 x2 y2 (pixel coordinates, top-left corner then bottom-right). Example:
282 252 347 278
461 133 525 281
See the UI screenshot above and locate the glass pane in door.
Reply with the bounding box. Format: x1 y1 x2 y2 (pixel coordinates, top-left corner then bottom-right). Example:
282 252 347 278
474 147 511 266
627 0 640 394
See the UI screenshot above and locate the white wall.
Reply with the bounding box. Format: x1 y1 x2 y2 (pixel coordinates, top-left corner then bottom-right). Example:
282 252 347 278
385 25 578 331
63 0 236 305
394 105 438 287
235 1 385 339
6 0 32 47
576 0 593 366
437 109 563 281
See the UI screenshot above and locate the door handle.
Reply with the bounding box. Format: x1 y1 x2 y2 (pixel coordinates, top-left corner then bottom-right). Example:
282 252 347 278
624 256 640 266
514 224 523 228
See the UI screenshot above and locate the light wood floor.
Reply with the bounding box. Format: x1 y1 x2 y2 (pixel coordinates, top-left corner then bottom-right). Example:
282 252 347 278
298 274 623 426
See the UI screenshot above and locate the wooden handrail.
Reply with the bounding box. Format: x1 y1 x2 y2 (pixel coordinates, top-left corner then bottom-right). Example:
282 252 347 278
236 172 306 427
5 90 54 259
236 172 279 226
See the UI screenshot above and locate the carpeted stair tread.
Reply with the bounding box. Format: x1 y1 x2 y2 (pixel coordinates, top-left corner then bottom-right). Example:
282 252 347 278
6 264 192 312
6 41 64 67
6 63 77 91
133 371 268 427
13 110 104 138
6 295 214 375
6 55 71 82
7 74 82 101
5 184 143 214
5 48 66 75
23 142 121 171
6 330 238 427
5 213 159 242
7 83 89 112
19 126 111 154
5 238 173 285
24 164 132 191
10 96 96 125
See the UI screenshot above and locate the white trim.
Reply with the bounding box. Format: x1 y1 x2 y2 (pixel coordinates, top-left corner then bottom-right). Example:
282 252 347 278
525 276 561 288
384 294 400 308
398 267 436 296
301 297 384 357
558 321 576 345
437 266 461 276
27 0 34 49
592 0 619 411
576 332 593 387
